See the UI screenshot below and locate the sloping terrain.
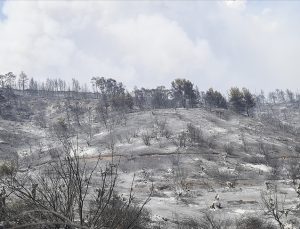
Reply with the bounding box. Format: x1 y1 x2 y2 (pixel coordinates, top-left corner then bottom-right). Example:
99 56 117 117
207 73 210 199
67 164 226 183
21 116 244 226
1 96 300 227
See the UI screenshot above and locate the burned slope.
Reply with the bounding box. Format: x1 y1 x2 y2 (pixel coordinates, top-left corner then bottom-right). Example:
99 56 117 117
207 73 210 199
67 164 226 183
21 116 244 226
1 94 300 228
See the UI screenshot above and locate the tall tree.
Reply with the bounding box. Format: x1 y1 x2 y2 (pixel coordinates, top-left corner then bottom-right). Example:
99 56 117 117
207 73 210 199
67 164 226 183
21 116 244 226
28 78 38 91
91 77 131 111
257 90 265 104
268 92 277 104
72 78 80 92
229 87 245 114
133 87 147 110
171 78 197 108
4 72 16 89
18 71 29 91
58 79 66 91
242 88 256 116
286 89 295 103
229 87 255 116
151 86 169 109
45 78 54 92
276 89 285 103
0 74 5 88
204 88 227 110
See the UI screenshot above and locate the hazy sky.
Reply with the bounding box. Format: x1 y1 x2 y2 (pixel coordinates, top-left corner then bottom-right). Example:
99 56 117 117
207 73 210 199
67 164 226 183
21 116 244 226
0 0 300 92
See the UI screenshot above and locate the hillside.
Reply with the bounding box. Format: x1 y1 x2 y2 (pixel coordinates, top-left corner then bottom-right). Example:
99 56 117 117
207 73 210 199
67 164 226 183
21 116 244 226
1 94 300 228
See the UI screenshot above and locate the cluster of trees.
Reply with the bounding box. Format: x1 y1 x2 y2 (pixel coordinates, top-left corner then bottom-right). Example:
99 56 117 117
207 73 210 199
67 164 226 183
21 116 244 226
229 87 256 116
0 71 35 91
0 71 256 117
4 70 300 118
260 89 300 105
0 72 17 90
133 79 199 110
91 77 133 112
0 72 89 94
133 81 256 116
204 88 227 110
133 86 171 110
171 79 198 108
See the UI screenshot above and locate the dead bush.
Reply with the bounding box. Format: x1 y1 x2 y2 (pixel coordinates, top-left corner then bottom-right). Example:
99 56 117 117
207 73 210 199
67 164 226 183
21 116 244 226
116 133 123 143
187 123 204 146
154 118 173 139
224 142 234 155
268 158 282 179
257 140 270 156
158 138 169 148
34 111 47 128
176 217 201 229
89 193 151 229
205 166 238 186
295 145 300 153
170 152 189 198
142 132 152 146
162 128 172 139
236 215 276 229
125 131 133 144
286 159 300 185
177 211 233 229
240 131 249 152
0 162 16 178
242 155 266 165
206 135 217 149
172 131 187 148
132 129 139 138
48 148 60 159
154 118 166 132
260 113 297 135
197 211 232 229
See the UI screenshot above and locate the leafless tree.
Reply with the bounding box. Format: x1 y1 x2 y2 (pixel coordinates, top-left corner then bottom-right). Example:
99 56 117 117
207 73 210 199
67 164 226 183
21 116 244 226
18 71 29 92
261 187 291 229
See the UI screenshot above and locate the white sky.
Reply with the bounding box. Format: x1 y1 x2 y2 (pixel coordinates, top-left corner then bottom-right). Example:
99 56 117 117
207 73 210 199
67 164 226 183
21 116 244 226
0 0 300 92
